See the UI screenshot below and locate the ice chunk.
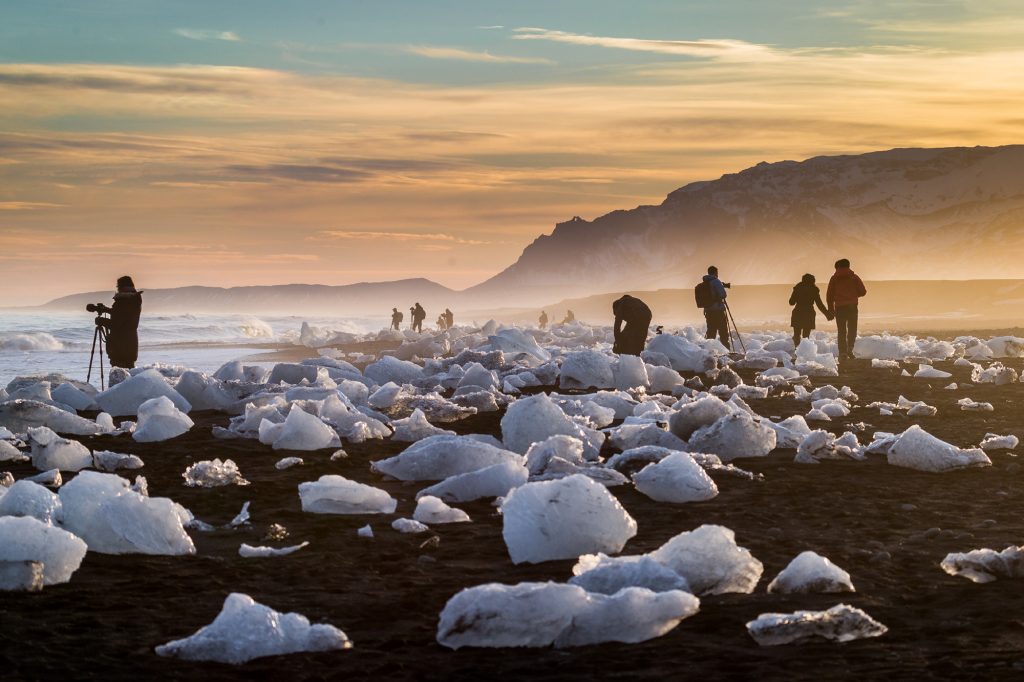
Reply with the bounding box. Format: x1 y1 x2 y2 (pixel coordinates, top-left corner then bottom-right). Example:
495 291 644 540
27 426 92 472
133 396 194 442
940 546 1024 583
767 415 812 449
688 412 777 463
59 471 195 555
95 369 191 416
436 582 698 649
229 501 251 527
25 469 61 487
501 393 605 458
0 516 87 586
487 328 551 363
367 382 402 410
0 480 62 524
275 456 303 470
373 435 523 481
632 453 718 503
559 350 614 390
794 430 862 464
767 551 855 593
570 553 691 595
390 408 455 442
0 440 27 463
364 356 423 386
392 517 429 534
416 461 529 503
525 435 585 476
183 459 249 487
0 399 101 436
52 382 98 411
746 604 887 646
668 395 732 440
914 364 952 379
298 475 397 514
646 334 716 373
613 354 650 390
649 524 762 595
239 542 309 558
979 433 1019 451
958 397 994 412
887 425 991 472
155 593 351 663
174 371 236 412
357 524 374 538
92 450 144 472
501 475 637 564
605 423 688 452
413 495 471 524
273 407 340 451
0 560 44 592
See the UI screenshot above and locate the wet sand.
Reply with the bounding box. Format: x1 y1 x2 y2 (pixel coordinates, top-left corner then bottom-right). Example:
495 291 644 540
3 353 1024 680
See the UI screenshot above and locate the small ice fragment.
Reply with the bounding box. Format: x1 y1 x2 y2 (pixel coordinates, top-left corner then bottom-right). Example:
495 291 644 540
357 524 374 538
229 501 251 527
392 518 429 534
238 541 310 558
275 457 303 470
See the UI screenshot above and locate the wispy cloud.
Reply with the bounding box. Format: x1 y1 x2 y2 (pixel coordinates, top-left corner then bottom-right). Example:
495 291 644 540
319 230 487 246
512 28 778 61
405 45 553 64
477 25 505 30
0 201 63 210
174 28 241 42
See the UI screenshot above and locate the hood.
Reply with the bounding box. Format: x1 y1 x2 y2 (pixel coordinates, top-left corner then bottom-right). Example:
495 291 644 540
702 274 718 283
832 267 858 279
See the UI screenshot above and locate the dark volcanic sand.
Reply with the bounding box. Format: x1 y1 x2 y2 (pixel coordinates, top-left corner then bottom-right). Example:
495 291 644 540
4 356 1024 681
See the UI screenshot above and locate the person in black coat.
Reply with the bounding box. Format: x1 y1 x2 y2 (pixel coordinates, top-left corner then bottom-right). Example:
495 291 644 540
612 294 652 356
789 273 831 348
102 275 143 369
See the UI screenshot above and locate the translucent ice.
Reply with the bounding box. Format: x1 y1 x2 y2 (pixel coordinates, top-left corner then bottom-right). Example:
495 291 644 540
887 425 991 472
436 582 698 649
668 396 732 440
525 435 585 476
133 396 194 443
501 393 605 457
364 356 424 386
272 407 341 451
501 475 637 564
0 516 87 586
174 371 236 412
413 495 471 524
298 475 397 514
92 450 144 472
155 593 351 663
59 471 196 555
767 551 855 593
183 459 249 488
390 408 455 442
0 399 101 436
27 426 92 472
373 435 523 481
416 461 529 503
746 604 887 646
940 546 1024 583
646 334 717 373
570 553 691 595
687 412 777 463
979 433 1019 451
392 518 429 534
51 382 98 411
632 453 718 503
914 364 952 379
95 369 191 416
649 524 763 595
238 542 309 558
0 480 63 524
559 350 614 390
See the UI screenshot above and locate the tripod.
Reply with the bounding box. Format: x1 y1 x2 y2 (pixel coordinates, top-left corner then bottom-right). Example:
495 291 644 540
724 301 746 354
87 316 109 390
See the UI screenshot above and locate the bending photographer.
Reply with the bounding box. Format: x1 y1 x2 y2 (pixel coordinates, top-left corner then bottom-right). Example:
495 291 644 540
96 275 143 369
612 294 652 356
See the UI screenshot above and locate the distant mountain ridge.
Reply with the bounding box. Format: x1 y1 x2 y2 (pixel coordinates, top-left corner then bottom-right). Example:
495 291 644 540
468 145 1024 301
41 279 456 314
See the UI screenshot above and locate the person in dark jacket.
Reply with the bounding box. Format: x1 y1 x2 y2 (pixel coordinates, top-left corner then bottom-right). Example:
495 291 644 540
538 310 548 329
102 275 142 369
444 308 454 329
412 303 426 333
789 274 832 348
702 266 731 350
612 294 652 356
562 310 575 324
826 258 867 359
390 307 403 331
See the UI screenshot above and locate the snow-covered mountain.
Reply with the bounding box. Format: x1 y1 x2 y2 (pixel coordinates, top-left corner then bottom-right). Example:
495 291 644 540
469 145 1024 301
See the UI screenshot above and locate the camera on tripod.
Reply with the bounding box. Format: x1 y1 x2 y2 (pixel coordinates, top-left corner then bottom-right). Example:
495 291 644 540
86 303 112 389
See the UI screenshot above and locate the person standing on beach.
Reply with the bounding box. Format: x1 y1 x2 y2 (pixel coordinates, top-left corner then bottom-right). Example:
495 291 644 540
789 274 832 348
101 275 143 369
412 303 426 333
562 310 575 324
444 308 454 329
826 258 867 359
612 294 652 356
390 307 403 331
539 310 548 328
700 266 731 350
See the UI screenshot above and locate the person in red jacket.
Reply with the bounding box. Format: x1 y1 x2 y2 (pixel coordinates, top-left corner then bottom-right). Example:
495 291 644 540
826 258 867 360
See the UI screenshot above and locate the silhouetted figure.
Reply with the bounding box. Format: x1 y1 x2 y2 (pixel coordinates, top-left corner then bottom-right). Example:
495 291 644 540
562 310 575 324
700 266 731 350
436 314 447 330
789 274 832 348
412 303 426 333
390 307 404 331
612 294 652 356
101 275 143 369
444 308 454 329
827 258 867 359
539 310 548 328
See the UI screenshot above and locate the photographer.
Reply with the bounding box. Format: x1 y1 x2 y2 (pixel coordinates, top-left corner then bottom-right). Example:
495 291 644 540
701 266 731 350
612 294 652 356
95 275 143 369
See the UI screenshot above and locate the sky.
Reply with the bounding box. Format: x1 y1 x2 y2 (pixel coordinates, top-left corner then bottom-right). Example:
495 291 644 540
2 0 1023 305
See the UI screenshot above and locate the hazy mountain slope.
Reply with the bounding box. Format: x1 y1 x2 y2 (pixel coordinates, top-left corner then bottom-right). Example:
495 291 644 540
469 145 1024 303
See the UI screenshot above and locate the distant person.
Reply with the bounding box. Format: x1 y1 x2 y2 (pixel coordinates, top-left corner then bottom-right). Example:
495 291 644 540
562 310 575 324
699 266 731 350
412 302 426 333
100 275 143 369
612 294 652 356
789 274 832 348
436 314 447 330
539 310 548 328
826 258 867 359
444 308 454 329
390 307 403 331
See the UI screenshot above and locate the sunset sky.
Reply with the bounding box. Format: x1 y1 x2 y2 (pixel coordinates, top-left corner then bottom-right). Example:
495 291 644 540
2 0 1023 305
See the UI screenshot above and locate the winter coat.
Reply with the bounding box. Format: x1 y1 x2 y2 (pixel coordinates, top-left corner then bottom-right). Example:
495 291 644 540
789 281 828 330
826 267 866 309
106 291 142 367
702 275 727 312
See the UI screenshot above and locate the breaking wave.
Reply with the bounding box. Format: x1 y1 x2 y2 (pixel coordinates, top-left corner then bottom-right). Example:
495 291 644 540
0 332 65 351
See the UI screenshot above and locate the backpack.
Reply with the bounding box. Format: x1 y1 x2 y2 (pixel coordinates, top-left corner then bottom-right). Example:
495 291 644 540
694 281 714 308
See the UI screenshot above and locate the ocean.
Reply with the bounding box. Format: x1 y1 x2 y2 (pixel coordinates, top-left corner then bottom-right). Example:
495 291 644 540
0 312 387 388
